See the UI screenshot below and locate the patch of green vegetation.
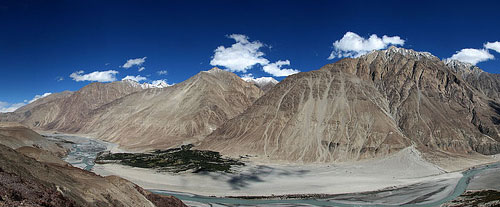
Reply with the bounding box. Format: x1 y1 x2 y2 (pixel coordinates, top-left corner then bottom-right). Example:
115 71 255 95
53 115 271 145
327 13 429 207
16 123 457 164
96 144 244 173
447 190 500 206
462 190 500 205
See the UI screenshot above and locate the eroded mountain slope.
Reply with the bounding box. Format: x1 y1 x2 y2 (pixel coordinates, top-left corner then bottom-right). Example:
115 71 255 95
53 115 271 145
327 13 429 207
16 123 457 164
78 67 263 150
200 47 500 163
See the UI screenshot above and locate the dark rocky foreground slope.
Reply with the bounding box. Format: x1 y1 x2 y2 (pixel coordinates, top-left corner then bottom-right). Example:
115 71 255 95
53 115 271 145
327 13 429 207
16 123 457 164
442 190 500 207
0 124 186 207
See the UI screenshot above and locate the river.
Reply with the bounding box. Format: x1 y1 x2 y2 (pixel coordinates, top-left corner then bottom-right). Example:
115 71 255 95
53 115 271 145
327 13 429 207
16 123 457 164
48 133 500 207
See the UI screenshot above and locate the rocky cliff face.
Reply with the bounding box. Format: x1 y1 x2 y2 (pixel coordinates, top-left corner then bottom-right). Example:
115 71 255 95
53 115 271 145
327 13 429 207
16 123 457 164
446 59 500 102
78 67 263 150
200 47 500 163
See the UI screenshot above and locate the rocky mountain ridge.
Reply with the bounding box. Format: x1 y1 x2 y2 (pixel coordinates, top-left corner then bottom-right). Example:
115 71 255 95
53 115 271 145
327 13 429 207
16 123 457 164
242 76 279 92
2 67 264 151
199 47 500 163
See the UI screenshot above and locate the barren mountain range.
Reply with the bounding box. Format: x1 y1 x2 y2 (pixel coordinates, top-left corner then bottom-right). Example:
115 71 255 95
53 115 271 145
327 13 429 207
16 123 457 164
2 67 263 150
200 47 500 163
3 47 500 166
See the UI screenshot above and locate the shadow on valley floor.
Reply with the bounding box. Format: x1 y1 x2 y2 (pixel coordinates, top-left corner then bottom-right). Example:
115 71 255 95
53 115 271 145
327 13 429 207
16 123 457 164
198 165 310 190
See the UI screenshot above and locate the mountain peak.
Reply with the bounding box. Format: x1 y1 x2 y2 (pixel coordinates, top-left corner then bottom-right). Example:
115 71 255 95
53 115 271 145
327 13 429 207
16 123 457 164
383 46 437 60
242 76 279 92
444 59 475 68
361 46 438 62
121 79 170 89
208 67 223 72
444 59 483 76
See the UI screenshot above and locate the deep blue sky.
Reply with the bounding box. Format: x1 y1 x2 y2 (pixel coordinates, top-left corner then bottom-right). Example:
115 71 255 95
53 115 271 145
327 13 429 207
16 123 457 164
1 0 500 106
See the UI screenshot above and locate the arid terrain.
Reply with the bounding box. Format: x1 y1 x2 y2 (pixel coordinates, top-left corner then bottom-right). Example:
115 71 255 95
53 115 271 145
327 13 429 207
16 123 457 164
0 123 186 207
3 47 500 206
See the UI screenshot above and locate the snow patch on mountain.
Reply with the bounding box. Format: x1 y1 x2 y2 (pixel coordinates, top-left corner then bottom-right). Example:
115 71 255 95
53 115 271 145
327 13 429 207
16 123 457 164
122 79 171 89
444 59 484 78
241 75 278 88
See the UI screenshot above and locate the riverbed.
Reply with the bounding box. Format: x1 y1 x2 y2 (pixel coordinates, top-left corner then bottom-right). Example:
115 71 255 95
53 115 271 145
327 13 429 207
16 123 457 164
47 133 500 207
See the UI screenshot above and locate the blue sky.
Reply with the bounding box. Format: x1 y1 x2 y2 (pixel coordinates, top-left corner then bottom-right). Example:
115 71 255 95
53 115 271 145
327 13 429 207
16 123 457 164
1 0 500 111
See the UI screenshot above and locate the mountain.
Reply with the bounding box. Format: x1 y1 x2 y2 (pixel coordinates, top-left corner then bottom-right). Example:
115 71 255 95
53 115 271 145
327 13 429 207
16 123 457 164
0 122 66 156
199 47 500 164
446 59 500 102
3 68 263 150
242 76 279 92
122 79 171 89
1 80 145 132
77 67 263 150
0 124 186 207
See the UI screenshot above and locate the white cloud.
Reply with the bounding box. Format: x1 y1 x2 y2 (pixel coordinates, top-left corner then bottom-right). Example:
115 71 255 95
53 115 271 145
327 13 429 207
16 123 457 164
28 93 52 103
210 34 269 73
0 102 26 113
210 34 300 77
485 41 500 53
446 48 494 65
1 93 55 113
328 31 405 59
262 60 299 77
138 66 145 72
122 75 147 82
122 57 147 69
241 73 255 80
157 70 168 75
70 70 119 82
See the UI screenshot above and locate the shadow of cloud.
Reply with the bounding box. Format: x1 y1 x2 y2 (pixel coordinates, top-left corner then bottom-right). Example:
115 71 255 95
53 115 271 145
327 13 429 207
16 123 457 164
200 165 310 190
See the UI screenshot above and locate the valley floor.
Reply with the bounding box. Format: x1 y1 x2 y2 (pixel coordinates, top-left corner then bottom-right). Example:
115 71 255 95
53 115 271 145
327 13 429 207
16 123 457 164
44 132 500 206
92 146 463 198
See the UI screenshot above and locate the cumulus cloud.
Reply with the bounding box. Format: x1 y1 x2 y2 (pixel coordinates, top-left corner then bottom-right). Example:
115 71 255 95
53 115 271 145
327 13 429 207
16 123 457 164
210 34 300 77
485 41 500 53
28 93 52 103
210 34 270 73
157 70 168 75
446 48 494 65
0 102 25 113
328 31 405 59
122 75 147 82
138 66 145 72
262 60 299 77
70 70 118 82
0 93 53 113
122 57 147 69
